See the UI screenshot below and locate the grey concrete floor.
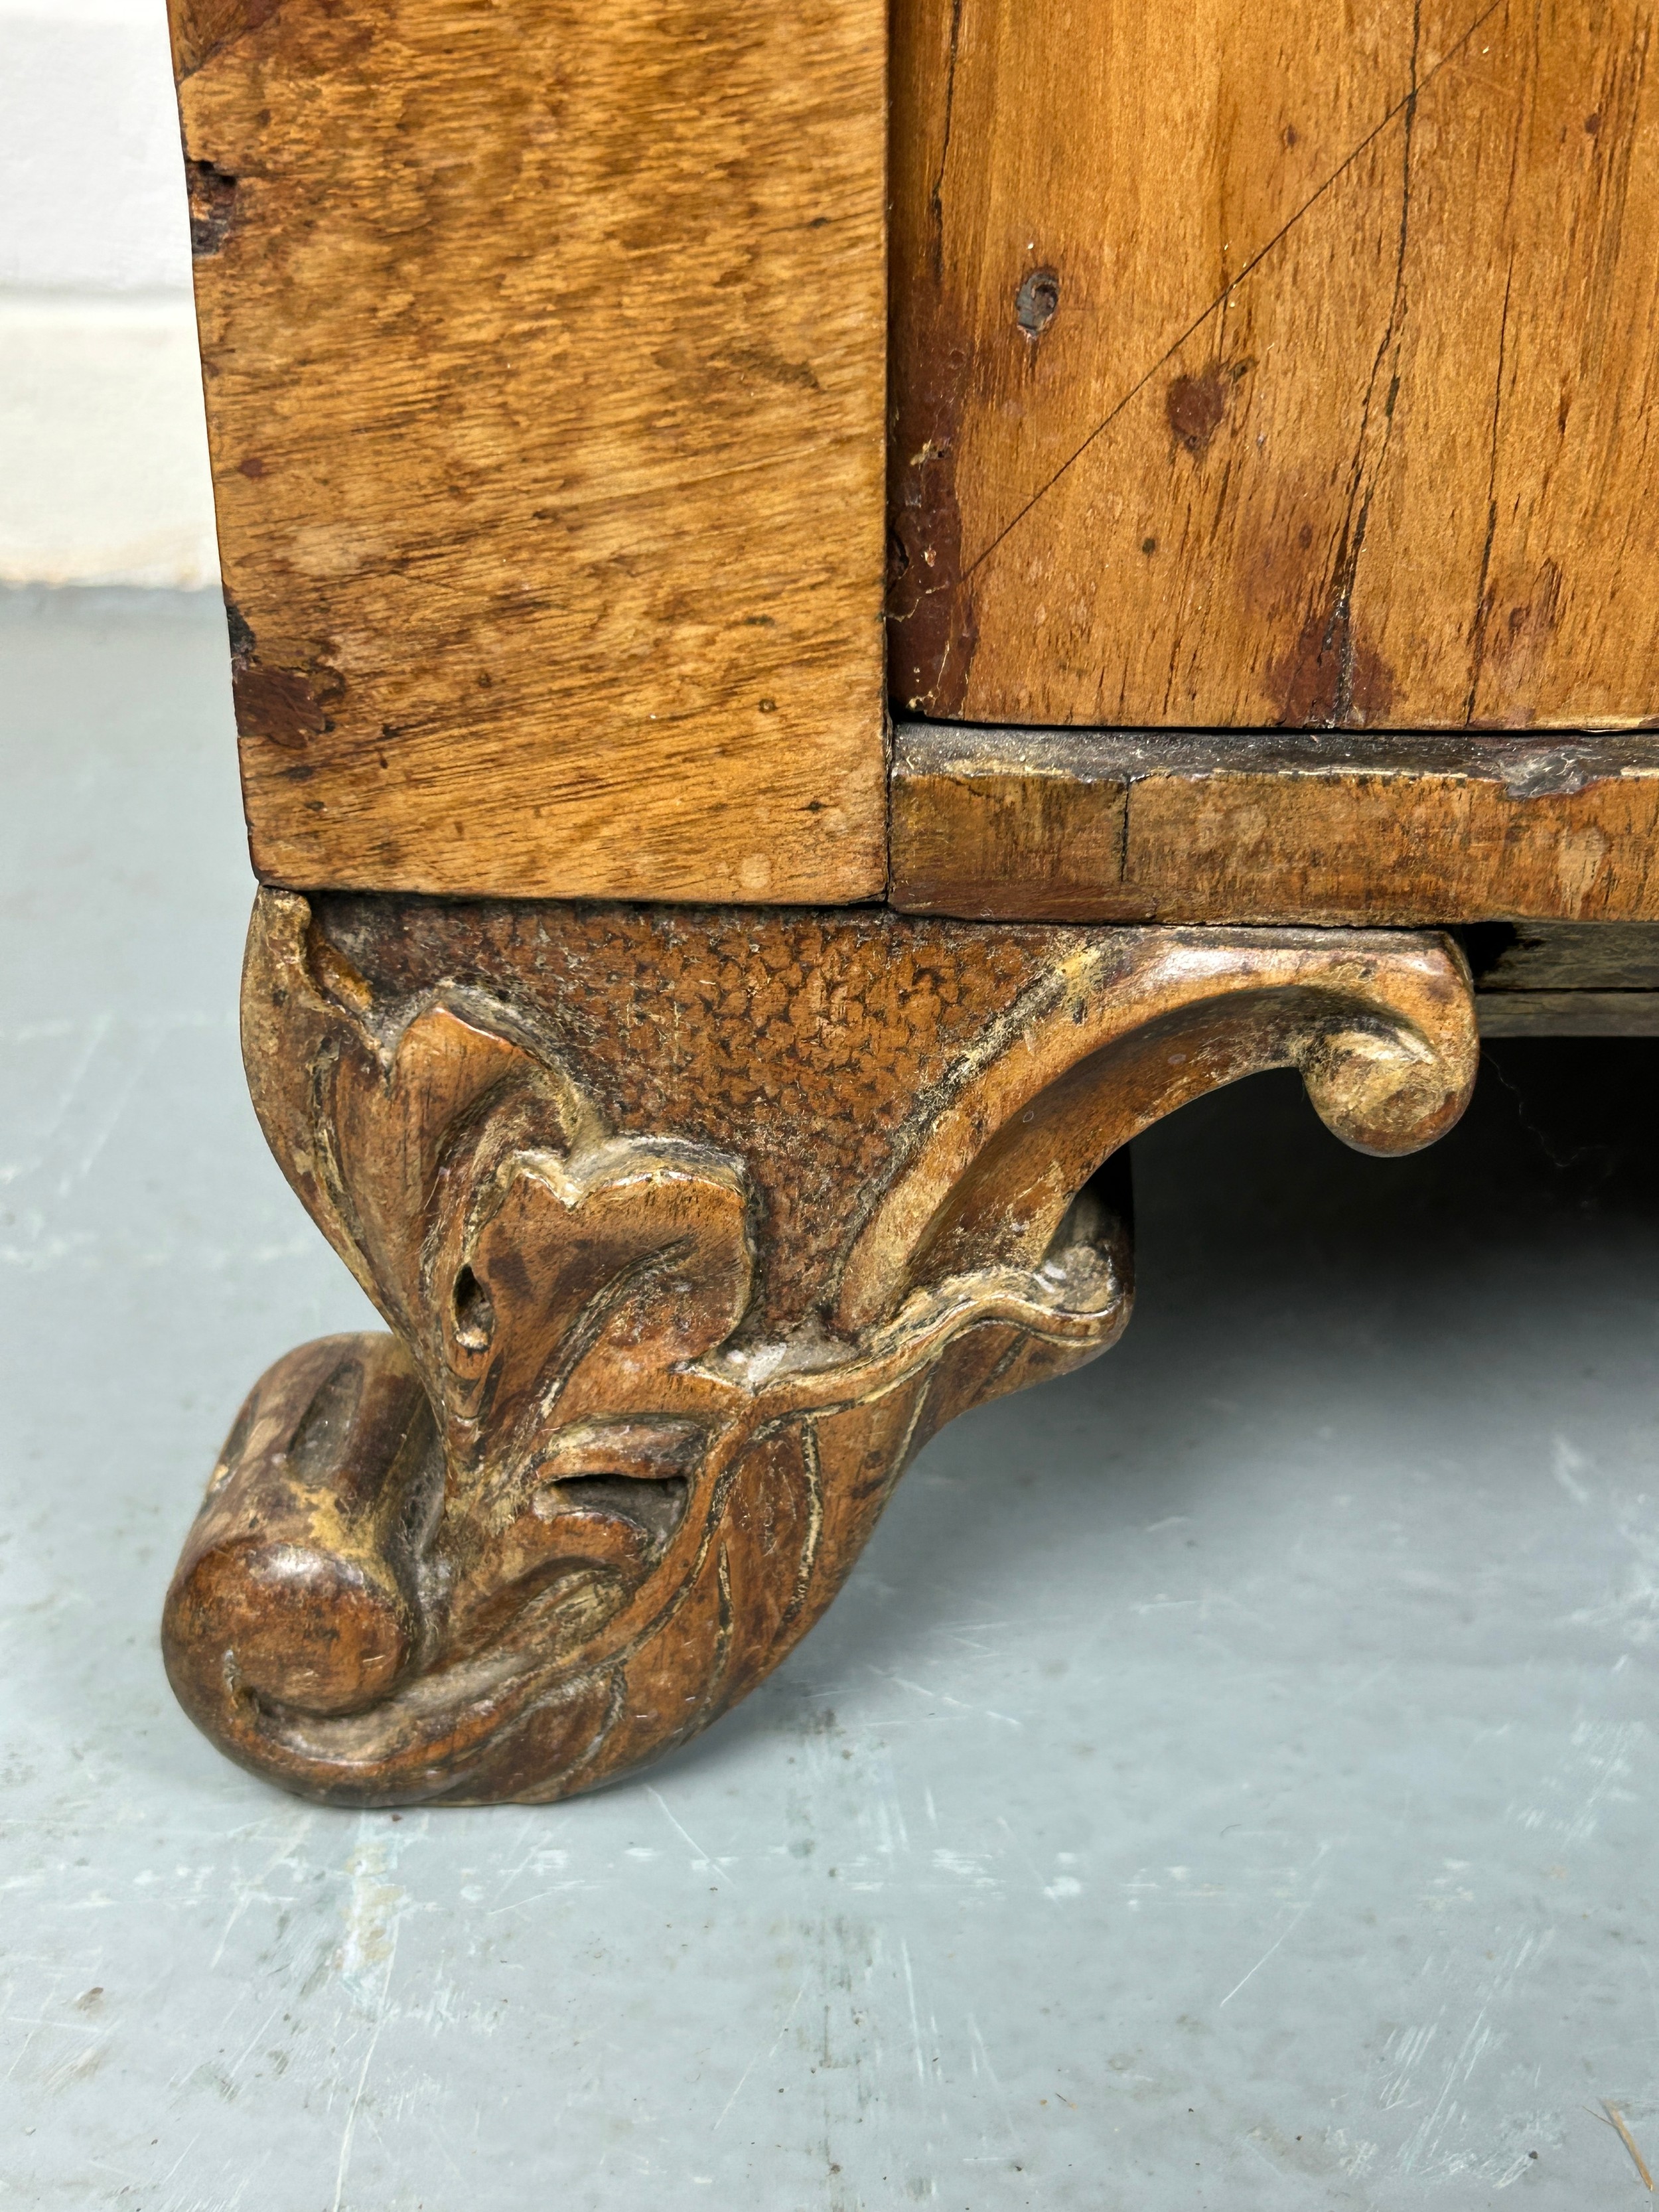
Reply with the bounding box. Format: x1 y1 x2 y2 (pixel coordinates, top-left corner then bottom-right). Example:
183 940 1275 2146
1 589 1656 2211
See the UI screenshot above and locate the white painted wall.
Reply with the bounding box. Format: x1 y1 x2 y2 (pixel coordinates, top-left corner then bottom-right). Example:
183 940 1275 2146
0 0 218 586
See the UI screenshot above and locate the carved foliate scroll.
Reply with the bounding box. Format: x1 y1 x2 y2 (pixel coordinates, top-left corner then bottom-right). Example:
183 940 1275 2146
163 893 1477 1803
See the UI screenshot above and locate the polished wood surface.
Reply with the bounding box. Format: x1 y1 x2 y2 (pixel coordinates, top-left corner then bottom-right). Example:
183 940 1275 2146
171 0 887 904
889 725 1659 923
890 0 1659 731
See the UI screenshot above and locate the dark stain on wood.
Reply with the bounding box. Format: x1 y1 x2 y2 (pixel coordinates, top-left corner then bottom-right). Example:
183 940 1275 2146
186 159 240 257
1273 604 1398 728
1166 368 1229 455
1469 559 1567 727
886 305 977 715
234 664 340 748
226 601 342 749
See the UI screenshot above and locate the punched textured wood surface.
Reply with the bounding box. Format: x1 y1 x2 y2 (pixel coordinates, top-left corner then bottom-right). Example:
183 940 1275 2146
889 725 1659 923
319 895 1070 1334
171 0 887 903
890 0 1659 730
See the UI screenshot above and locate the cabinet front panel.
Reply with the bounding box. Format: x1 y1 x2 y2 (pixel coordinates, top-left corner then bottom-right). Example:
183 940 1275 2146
891 0 1659 732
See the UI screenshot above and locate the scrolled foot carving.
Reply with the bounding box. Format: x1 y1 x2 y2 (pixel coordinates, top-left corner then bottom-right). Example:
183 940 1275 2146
165 893 1477 1804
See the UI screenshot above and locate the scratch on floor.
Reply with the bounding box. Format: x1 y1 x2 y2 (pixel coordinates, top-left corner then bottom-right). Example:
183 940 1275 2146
210 1809 316 1970
646 1785 737 1887
1218 1903 1312 2009
966 2010 1019 2146
1398 2003 1492 2175
330 1915 400 2212
713 1980 806 2130
899 1939 928 2086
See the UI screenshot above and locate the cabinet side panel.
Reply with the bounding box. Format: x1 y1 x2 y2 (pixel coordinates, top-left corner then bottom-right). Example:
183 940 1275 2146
174 0 888 902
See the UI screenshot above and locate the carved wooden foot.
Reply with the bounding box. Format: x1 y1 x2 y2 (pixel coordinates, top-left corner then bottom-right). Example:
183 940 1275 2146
164 894 1478 1804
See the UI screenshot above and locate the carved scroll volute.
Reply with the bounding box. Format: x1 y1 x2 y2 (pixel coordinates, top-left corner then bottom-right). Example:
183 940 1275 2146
837 931 1477 1331
164 896 1477 1807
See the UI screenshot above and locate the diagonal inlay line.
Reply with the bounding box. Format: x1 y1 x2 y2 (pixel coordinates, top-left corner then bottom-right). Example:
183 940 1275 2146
958 0 1508 584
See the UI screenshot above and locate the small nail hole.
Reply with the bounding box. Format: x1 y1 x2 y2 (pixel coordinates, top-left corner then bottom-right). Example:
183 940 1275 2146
1015 267 1060 336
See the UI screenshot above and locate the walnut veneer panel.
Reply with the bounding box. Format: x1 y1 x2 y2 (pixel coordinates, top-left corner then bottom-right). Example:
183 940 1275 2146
172 0 887 903
890 0 1659 731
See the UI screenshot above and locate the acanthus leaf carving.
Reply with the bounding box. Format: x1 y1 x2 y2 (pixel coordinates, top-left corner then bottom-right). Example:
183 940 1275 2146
163 893 1476 1804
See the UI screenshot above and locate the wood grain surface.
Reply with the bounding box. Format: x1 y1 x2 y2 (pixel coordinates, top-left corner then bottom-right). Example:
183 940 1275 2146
1469 919 1659 1031
890 0 1659 731
889 723 1659 922
1477 992 1659 1033
171 0 887 903
1469 919 1659 990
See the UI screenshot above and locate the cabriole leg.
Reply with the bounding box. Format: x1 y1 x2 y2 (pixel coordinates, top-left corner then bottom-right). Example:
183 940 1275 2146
163 893 1477 1805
